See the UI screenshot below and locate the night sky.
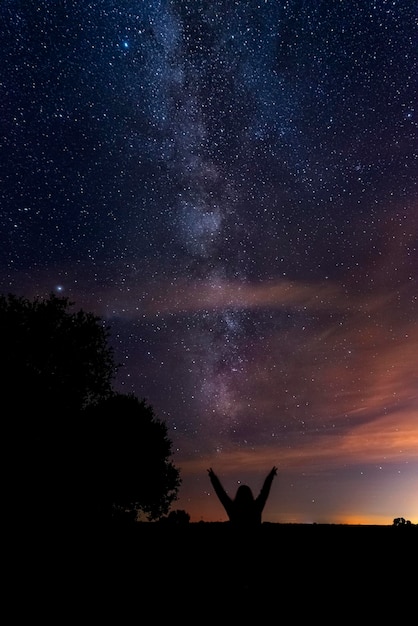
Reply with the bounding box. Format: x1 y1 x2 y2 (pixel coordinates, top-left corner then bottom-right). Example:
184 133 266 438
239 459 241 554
1 1 417 524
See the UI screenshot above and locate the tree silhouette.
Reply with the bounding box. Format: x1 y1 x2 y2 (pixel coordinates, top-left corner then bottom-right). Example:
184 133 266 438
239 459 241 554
82 392 181 522
1 293 180 527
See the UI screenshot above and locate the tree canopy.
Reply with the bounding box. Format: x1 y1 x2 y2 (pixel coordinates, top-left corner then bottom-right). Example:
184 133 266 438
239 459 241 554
0 292 117 419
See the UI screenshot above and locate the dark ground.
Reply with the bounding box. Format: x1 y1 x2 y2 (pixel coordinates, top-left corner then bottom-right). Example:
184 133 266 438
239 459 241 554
105 522 416 620
16 522 415 620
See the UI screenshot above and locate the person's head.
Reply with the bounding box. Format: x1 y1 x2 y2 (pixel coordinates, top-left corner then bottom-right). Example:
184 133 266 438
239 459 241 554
234 484 254 504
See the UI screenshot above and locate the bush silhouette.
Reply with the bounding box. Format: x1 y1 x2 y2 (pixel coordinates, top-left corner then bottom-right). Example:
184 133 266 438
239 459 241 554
159 509 190 526
393 517 413 526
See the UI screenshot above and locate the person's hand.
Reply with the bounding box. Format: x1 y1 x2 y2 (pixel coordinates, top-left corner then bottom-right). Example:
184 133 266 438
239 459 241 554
207 467 215 478
271 466 278 476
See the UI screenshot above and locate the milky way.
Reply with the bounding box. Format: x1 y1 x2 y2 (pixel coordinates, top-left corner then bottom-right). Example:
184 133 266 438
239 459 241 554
1 1 417 524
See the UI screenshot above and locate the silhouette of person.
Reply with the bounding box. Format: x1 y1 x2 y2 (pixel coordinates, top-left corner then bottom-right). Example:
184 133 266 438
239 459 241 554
207 466 277 528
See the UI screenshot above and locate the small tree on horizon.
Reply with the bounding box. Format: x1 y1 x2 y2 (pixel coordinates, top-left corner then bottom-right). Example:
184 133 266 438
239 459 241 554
393 517 412 526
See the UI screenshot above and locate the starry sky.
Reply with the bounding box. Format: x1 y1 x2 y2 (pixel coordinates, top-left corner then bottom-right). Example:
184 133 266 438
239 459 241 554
1 1 417 525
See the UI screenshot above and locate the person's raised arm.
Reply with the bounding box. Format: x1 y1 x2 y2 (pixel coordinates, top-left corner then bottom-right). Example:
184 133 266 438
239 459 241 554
256 466 278 508
207 467 232 511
